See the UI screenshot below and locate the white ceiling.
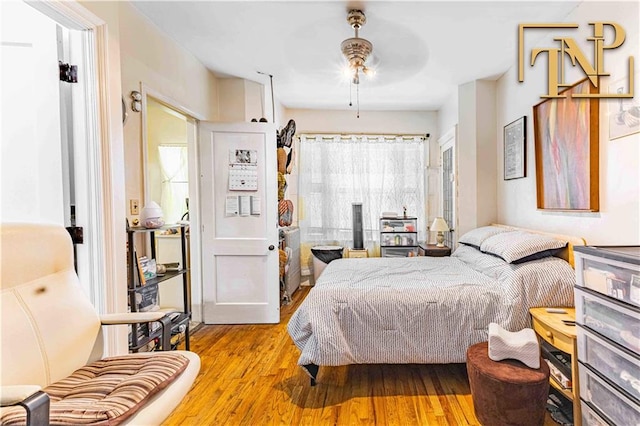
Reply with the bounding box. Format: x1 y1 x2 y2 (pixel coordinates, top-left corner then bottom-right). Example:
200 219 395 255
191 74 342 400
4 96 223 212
131 1 580 111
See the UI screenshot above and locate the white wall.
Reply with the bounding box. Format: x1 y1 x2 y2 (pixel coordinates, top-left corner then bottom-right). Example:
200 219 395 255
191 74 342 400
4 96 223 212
218 78 246 122
218 78 266 122
103 1 219 209
476 80 498 228
437 89 459 139
286 109 437 135
496 1 640 245
457 82 478 236
244 80 265 121
454 80 499 238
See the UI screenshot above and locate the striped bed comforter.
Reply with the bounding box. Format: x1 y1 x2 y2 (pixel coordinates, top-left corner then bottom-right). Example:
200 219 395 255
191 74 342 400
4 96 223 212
287 245 575 366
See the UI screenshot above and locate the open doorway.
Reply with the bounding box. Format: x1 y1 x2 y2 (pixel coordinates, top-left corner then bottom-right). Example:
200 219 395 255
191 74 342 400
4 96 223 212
142 91 203 323
439 127 457 248
2 1 100 306
145 98 190 224
2 0 127 353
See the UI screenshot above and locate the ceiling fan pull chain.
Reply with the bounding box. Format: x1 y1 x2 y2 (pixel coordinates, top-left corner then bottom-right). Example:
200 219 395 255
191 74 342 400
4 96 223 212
349 81 353 107
357 83 360 118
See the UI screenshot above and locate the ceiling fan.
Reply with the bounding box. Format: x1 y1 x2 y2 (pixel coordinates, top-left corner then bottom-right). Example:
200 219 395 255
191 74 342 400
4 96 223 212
341 9 375 85
340 9 375 117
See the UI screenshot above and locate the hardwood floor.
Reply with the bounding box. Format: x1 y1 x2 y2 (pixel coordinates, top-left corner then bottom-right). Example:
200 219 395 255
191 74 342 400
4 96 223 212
164 287 559 425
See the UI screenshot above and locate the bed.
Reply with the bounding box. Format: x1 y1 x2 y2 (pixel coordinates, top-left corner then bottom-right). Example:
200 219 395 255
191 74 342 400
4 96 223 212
287 224 586 384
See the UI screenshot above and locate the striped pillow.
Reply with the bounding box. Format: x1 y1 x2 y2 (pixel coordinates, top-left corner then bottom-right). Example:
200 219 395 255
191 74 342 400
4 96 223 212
0 353 189 426
480 231 567 264
458 226 511 249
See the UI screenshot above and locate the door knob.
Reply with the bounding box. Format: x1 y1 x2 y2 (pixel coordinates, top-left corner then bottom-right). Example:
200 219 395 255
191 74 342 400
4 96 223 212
268 245 275 251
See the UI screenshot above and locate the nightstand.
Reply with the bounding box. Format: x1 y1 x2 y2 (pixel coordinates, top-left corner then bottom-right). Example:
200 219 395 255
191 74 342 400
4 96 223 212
346 248 368 258
417 243 451 257
529 307 580 425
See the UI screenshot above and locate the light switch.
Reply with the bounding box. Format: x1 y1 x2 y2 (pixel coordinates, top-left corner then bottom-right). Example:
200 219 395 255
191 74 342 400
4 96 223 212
130 199 139 215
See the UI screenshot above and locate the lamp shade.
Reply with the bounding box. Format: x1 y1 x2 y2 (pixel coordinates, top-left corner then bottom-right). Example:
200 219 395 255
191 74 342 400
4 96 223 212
430 217 450 232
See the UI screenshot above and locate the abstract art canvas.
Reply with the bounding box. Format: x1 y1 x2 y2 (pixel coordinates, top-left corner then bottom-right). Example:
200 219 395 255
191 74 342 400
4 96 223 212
533 78 599 211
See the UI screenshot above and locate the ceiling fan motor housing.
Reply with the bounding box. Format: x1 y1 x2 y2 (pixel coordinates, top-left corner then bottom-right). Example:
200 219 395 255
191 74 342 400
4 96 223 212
342 9 373 78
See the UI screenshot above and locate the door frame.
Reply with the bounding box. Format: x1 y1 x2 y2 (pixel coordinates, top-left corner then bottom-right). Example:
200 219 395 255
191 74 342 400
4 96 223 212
29 0 128 354
438 126 458 247
140 83 205 322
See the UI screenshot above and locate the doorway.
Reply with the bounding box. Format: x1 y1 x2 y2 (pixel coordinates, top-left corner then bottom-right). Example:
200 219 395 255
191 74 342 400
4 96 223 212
145 97 191 223
142 89 203 323
1 1 64 225
1 1 98 304
439 127 457 248
1 0 127 354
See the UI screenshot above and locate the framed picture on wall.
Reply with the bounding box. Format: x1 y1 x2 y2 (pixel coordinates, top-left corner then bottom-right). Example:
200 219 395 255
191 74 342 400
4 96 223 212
503 116 526 180
533 78 599 211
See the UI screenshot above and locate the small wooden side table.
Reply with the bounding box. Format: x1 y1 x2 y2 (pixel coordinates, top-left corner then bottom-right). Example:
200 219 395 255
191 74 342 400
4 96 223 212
346 248 368 258
529 307 580 425
417 243 451 257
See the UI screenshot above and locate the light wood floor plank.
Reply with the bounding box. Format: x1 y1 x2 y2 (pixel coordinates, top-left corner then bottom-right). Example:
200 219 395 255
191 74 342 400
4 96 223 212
164 286 559 425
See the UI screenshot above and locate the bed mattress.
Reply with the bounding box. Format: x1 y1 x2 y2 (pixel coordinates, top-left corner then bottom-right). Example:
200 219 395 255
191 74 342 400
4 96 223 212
288 245 576 366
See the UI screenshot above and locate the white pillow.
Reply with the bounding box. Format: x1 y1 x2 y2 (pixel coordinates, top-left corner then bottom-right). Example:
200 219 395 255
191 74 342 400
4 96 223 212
480 231 567 264
458 226 512 249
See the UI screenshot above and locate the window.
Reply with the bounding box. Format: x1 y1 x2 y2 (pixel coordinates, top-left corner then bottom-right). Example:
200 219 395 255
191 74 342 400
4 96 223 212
157 145 188 224
298 134 426 251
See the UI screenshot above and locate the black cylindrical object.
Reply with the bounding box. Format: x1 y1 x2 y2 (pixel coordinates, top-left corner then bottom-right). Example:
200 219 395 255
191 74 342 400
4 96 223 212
352 202 364 249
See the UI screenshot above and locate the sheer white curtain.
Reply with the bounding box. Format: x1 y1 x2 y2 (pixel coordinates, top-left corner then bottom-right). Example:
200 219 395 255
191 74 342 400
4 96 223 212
158 145 188 224
298 134 426 253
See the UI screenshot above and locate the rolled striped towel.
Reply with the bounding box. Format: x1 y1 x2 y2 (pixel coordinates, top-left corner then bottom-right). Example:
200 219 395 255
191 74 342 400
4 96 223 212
488 322 540 369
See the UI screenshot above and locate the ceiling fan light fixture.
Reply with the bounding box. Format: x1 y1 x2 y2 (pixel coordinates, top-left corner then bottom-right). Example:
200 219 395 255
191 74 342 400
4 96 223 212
362 66 375 77
341 9 374 84
341 9 374 117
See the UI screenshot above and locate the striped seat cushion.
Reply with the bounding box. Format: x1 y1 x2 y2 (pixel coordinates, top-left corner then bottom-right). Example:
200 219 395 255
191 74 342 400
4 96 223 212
1 353 189 426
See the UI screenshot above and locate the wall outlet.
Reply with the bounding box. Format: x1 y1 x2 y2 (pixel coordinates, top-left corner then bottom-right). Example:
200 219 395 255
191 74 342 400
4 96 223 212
130 199 139 215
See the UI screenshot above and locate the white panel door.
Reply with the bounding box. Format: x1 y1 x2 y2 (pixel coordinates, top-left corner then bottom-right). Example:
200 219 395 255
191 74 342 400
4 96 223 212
1 1 63 224
200 122 279 324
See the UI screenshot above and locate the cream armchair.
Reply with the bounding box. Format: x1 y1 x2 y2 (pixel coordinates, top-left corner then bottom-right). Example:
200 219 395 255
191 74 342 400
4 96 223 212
0 224 200 425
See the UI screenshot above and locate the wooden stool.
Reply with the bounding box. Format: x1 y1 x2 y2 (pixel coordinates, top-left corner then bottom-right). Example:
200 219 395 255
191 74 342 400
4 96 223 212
466 341 550 426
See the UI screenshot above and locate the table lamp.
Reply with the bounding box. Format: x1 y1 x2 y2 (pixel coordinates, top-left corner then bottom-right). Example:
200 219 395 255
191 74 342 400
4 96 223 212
430 217 450 247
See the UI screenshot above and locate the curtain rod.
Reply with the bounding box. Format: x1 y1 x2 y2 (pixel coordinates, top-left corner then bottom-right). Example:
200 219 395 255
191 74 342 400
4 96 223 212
298 132 430 140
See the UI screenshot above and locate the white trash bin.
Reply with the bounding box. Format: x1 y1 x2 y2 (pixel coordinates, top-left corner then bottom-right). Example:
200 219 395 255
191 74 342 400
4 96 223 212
311 245 344 284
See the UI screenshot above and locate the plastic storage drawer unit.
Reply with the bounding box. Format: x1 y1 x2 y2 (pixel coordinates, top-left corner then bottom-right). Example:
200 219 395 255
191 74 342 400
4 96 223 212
575 287 640 353
577 327 640 402
380 216 418 258
382 247 418 257
574 246 640 308
580 400 610 426
579 365 640 426
574 246 640 426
